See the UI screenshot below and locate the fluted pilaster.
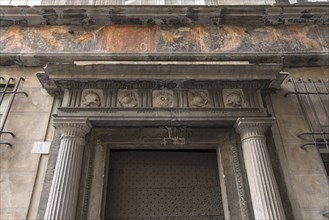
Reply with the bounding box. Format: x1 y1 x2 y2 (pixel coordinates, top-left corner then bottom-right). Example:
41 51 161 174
45 118 91 220
235 118 286 220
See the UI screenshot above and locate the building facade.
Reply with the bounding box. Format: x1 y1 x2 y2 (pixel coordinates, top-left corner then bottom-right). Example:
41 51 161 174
0 1 328 219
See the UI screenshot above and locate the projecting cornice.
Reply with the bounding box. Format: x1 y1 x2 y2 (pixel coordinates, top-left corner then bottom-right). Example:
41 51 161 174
0 5 328 26
43 61 282 81
37 62 287 95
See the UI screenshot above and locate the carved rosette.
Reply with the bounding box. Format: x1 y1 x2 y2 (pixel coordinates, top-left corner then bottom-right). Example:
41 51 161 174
188 90 210 107
152 90 174 108
81 89 103 107
223 89 246 108
117 90 138 108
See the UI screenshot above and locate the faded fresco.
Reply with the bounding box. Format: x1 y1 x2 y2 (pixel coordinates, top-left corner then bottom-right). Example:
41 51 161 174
0 24 327 53
102 25 157 52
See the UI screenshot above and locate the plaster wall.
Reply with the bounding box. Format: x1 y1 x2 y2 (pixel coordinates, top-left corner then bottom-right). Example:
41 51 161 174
269 67 329 220
0 67 54 220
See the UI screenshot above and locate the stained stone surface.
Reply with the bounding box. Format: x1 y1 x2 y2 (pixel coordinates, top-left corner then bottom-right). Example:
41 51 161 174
0 25 327 54
0 67 54 220
269 67 329 220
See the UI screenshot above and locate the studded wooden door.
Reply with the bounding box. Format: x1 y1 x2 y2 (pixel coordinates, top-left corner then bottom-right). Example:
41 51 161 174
105 150 225 220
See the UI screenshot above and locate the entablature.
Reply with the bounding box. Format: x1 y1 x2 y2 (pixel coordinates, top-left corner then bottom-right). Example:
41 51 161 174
38 62 286 126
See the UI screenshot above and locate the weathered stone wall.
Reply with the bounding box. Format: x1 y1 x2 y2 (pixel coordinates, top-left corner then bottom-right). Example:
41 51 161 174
269 67 329 220
0 67 54 219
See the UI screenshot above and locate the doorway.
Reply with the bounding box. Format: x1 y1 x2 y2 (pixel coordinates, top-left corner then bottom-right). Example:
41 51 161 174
105 150 225 219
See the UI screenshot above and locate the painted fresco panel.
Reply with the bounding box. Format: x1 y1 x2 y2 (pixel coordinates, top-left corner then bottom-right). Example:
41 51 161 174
102 25 156 52
0 24 327 53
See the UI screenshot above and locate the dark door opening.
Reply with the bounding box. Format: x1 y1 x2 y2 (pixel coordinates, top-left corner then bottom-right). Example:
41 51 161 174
105 150 224 219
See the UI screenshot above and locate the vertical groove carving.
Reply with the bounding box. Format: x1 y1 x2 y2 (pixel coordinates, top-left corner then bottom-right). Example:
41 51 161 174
235 118 286 220
44 119 91 220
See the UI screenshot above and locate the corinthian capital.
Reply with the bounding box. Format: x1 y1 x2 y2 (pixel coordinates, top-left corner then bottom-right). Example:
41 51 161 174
234 118 275 141
53 118 92 139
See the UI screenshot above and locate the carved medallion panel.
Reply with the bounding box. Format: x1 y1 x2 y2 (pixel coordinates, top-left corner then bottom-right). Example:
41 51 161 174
152 90 174 108
188 90 210 108
117 90 139 108
81 89 103 107
223 89 246 108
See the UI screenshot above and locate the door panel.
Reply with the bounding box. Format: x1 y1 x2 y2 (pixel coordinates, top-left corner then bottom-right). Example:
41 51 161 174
105 150 224 219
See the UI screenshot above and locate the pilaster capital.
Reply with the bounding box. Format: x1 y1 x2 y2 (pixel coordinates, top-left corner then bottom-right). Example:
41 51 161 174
234 117 275 141
53 117 92 139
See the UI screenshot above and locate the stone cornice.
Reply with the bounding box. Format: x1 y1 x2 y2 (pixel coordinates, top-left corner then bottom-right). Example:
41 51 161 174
0 5 328 26
43 62 281 81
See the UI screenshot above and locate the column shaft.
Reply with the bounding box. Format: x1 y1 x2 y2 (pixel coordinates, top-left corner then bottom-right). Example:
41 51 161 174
44 119 91 220
235 118 285 220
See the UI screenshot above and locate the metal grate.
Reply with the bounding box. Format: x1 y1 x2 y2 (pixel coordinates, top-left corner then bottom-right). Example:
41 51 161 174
0 77 28 147
284 78 329 150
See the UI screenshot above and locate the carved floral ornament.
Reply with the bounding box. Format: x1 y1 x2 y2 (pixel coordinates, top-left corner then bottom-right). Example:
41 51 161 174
81 89 103 107
152 90 174 107
117 90 138 108
188 90 210 107
223 89 246 108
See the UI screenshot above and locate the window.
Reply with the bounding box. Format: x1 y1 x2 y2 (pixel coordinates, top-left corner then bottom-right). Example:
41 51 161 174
285 78 329 177
0 77 27 147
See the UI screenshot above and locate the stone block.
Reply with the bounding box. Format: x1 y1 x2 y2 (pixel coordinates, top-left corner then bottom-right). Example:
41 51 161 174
9 87 53 114
0 208 27 220
275 114 308 140
0 173 35 211
3 113 49 141
0 141 40 172
271 90 303 114
283 140 324 172
292 174 329 209
0 67 44 88
301 210 329 220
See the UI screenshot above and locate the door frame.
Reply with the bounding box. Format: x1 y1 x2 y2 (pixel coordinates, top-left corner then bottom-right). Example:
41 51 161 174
80 126 252 220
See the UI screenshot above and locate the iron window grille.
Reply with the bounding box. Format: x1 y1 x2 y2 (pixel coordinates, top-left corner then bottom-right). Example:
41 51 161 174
284 78 329 177
0 77 28 147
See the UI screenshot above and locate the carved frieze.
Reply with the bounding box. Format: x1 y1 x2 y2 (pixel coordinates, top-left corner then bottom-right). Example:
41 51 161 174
81 89 103 107
188 90 210 107
152 90 174 108
117 90 138 108
223 89 246 108
59 81 265 112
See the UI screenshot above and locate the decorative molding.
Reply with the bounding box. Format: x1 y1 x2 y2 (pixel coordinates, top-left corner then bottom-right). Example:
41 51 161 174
223 89 246 108
188 90 210 107
234 117 285 220
117 90 138 108
230 133 250 220
45 118 92 220
81 89 103 107
36 72 61 95
152 90 174 108
234 117 275 141
54 80 269 90
53 118 92 140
